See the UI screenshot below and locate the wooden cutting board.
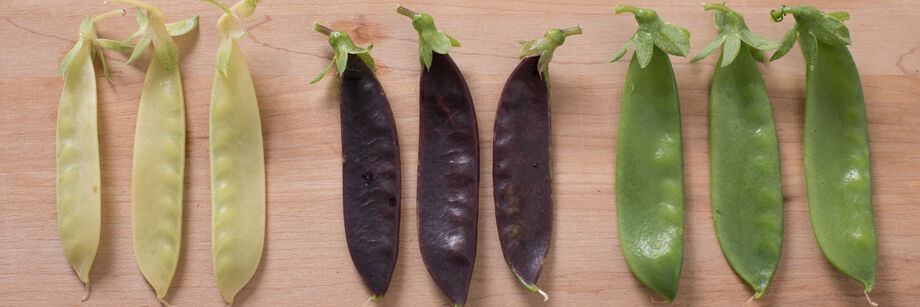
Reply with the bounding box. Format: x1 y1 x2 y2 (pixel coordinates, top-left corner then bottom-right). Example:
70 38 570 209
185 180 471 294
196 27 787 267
2 0 918 305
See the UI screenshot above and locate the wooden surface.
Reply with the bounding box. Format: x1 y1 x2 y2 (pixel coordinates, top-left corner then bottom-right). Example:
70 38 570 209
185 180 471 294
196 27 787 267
2 1 919 306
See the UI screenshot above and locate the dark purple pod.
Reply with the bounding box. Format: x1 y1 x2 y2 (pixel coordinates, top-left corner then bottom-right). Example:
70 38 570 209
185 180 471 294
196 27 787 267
493 56 550 290
417 52 480 306
493 27 580 297
340 53 401 299
398 6 480 306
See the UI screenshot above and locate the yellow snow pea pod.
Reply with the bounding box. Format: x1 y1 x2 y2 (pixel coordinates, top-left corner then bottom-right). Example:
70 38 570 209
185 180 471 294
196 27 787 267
203 0 265 304
57 9 128 301
112 1 197 305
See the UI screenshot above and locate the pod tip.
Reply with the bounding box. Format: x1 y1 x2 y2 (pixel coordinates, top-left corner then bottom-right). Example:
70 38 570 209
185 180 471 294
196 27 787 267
865 289 878 307
80 282 90 301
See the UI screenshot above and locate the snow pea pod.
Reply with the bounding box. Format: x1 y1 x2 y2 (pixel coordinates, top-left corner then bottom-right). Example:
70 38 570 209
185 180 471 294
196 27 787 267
609 5 689 303
397 5 479 306
204 0 264 304
312 22 401 301
56 9 128 301
114 1 197 305
493 26 580 300
770 6 878 305
691 3 783 300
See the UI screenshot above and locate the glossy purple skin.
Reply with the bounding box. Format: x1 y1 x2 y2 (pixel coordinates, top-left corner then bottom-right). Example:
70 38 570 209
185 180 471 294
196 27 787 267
340 54 401 298
493 56 552 288
417 52 479 306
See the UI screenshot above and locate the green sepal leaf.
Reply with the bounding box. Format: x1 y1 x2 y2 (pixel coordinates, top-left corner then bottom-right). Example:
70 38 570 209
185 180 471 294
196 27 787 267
446 34 461 47
749 46 765 63
357 45 376 71
828 11 850 21
690 34 725 63
652 23 690 57
95 39 132 51
770 24 798 62
126 36 151 64
95 46 115 83
135 7 148 28
740 29 780 51
420 44 433 70
721 34 741 67
60 39 85 78
166 15 199 36
801 31 819 70
236 0 259 18
634 31 654 68
310 56 335 84
810 13 851 46
609 37 633 63
216 36 232 78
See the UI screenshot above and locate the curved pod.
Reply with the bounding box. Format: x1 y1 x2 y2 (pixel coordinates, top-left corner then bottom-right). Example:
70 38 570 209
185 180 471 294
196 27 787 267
398 6 479 306
493 27 580 297
771 6 877 299
312 24 401 300
115 1 198 304
610 6 689 302
56 11 126 299
693 4 784 298
208 0 265 303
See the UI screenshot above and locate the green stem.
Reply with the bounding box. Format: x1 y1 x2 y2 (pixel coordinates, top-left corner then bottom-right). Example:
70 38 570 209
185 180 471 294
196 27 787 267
93 8 126 23
559 26 582 37
396 4 416 18
702 3 731 13
770 5 796 22
313 22 334 36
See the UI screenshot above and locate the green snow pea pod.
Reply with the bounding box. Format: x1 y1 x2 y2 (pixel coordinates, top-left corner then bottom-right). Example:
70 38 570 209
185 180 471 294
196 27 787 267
771 5 878 306
204 0 265 304
114 1 198 305
57 9 129 301
609 5 689 303
691 3 783 300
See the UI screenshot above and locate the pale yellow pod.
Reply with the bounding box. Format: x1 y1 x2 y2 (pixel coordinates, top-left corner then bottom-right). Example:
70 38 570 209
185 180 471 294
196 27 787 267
57 21 100 300
116 1 197 304
209 1 265 303
131 52 185 304
210 40 265 305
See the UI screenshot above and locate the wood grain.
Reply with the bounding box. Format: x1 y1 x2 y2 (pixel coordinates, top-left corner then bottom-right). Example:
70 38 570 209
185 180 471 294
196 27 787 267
2 0 919 306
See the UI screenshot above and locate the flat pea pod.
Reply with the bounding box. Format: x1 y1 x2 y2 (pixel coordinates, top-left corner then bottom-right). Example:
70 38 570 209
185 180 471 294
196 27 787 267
312 23 401 301
691 3 784 300
206 0 265 304
114 1 197 305
609 5 689 303
771 6 878 305
398 6 479 306
493 26 580 300
56 10 128 301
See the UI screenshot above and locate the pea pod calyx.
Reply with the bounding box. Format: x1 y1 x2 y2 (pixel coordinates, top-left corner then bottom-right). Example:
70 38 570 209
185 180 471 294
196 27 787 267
111 0 198 73
691 3 780 66
769 5 852 66
609 5 690 68
518 26 582 78
60 10 130 83
310 22 376 84
202 0 259 78
396 4 461 70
